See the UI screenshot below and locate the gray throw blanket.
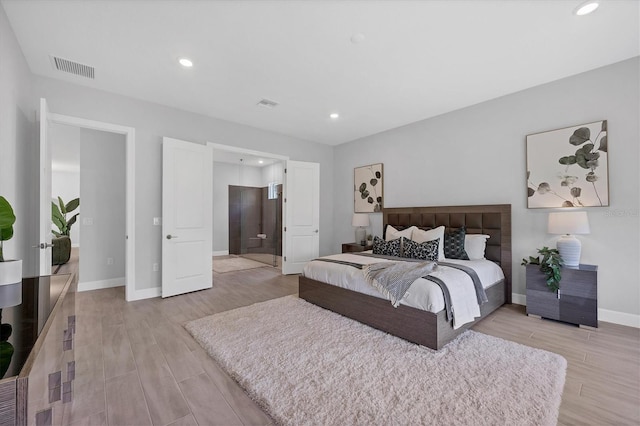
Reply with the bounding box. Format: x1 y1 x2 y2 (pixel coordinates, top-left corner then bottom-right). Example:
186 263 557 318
362 261 437 307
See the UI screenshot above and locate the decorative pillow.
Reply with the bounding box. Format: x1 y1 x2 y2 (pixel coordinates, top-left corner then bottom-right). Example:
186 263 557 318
444 227 469 260
385 225 415 242
464 234 490 260
402 237 439 261
412 226 445 261
372 236 402 257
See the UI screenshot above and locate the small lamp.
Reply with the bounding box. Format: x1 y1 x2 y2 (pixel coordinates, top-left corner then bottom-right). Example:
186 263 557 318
548 211 590 267
352 213 370 246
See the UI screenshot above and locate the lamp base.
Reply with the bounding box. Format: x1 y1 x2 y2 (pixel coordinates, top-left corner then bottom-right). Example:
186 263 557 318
556 235 581 267
355 227 366 246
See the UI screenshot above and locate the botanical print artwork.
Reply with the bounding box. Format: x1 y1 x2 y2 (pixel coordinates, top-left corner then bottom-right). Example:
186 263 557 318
354 163 383 212
527 120 609 208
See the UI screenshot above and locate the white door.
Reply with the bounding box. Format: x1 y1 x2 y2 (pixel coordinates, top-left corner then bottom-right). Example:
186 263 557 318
282 160 320 275
162 137 213 297
38 98 53 275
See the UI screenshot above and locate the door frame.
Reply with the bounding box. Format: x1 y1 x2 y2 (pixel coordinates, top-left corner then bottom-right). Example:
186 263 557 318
46 112 138 301
207 141 288 261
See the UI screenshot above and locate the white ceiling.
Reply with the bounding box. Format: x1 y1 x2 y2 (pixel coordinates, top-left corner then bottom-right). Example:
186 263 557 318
3 0 638 146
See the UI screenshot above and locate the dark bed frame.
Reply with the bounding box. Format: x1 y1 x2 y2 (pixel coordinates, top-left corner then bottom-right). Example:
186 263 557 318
299 204 512 350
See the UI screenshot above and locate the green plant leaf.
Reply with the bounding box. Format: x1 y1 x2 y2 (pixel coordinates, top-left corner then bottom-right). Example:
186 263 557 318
67 213 79 228
375 171 381 179
376 196 382 203
569 127 590 145
360 190 369 199
0 225 13 242
562 201 574 207
537 182 551 194
52 230 61 237
65 198 79 213
0 197 16 230
359 183 367 192
601 120 607 131
369 178 378 187
58 196 66 214
527 187 535 197
586 172 598 182
570 187 582 197
367 197 373 204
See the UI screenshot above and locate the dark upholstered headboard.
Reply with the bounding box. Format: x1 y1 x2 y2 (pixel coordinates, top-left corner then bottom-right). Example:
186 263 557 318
383 204 512 303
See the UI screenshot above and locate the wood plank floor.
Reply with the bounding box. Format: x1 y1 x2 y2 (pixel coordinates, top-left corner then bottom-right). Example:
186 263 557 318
62 267 639 425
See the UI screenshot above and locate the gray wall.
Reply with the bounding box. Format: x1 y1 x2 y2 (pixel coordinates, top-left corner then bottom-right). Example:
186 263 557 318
333 57 640 320
0 5 37 274
79 128 126 284
31 75 334 292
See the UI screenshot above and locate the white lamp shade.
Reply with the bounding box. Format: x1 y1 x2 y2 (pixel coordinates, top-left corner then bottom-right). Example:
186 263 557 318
547 211 590 235
352 213 370 227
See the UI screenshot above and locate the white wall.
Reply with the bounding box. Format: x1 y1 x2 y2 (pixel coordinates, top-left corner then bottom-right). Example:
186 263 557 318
79 128 126 285
333 57 640 324
212 161 263 253
261 162 284 187
0 5 37 274
32 75 334 293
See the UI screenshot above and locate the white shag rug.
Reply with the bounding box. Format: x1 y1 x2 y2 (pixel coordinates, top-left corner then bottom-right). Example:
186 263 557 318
185 296 566 426
212 257 269 273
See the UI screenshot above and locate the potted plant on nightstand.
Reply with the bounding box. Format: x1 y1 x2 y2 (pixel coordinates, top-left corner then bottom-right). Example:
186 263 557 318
0 196 21 287
51 196 79 265
521 246 563 292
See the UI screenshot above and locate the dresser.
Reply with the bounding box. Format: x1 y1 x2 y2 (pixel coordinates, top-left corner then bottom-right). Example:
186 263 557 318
526 264 597 327
0 273 77 426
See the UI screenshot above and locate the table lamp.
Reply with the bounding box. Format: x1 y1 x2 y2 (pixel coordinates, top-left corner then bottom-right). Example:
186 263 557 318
352 213 370 246
547 211 590 267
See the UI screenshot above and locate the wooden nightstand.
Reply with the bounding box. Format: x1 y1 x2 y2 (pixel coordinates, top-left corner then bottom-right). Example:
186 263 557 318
526 264 598 327
342 242 367 253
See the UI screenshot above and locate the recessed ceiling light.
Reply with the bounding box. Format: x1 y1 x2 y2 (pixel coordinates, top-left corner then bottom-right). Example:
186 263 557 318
350 33 365 44
179 58 193 68
329 113 340 119
574 1 599 16
258 160 264 164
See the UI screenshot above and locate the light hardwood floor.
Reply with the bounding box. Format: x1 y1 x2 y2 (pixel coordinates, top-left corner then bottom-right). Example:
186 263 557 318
62 266 639 425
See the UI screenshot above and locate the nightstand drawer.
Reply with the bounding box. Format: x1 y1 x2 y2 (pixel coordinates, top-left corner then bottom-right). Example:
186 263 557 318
342 243 366 253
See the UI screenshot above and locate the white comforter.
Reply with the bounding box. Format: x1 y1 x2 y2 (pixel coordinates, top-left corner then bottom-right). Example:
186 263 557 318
302 252 504 329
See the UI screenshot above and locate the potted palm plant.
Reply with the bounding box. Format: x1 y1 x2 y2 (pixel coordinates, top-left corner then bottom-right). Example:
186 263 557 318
0 196 21 287
51 196 79 265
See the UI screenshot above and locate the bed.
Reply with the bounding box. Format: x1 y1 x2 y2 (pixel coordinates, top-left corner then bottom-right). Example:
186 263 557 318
299 204 512 350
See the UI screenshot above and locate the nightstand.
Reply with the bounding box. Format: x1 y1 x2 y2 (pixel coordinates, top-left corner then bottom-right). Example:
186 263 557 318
526 264 598 327
342 242 367 253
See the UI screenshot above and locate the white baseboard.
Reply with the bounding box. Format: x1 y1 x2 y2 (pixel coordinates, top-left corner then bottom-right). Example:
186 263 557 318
78 277 124 292
599 308 640 328
511 293 526 306
127 286 161 301
72 243 80 248
213 250 229 257
511 292 639 328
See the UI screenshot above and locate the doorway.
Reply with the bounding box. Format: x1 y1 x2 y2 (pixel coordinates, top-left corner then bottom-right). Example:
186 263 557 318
209 143 286 273
39 100 138 300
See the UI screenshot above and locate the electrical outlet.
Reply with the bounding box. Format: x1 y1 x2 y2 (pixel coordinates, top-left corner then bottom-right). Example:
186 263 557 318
107 257 114 265
152 263 159 272
153 217 162 226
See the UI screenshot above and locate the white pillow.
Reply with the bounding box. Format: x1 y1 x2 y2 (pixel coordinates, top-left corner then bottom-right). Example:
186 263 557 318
412 226 445 261
385 225 415 241
464 234 490 260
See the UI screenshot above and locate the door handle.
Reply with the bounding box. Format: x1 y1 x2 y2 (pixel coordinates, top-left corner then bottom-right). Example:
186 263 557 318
166 234 178 240
33 243 54 249
314 229 319 233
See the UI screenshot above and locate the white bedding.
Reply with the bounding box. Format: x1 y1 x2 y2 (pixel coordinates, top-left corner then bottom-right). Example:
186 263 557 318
302 252 504 329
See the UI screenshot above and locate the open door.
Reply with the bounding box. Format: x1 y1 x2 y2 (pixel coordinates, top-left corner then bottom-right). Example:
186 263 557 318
162 137 213 297
38 98 53 276
282 160 320 275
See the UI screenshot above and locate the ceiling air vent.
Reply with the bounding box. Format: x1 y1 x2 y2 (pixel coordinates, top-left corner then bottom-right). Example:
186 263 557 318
50 56 95 79
257 98 279 109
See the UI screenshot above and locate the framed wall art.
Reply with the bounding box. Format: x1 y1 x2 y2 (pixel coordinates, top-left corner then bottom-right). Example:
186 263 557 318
354 163 383 212
526 120 609 208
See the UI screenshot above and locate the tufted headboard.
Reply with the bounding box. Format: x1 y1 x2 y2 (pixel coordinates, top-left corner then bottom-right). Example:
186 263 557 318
383 204 512 303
